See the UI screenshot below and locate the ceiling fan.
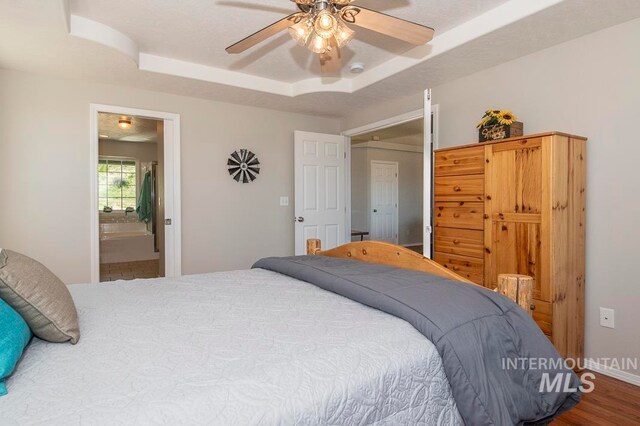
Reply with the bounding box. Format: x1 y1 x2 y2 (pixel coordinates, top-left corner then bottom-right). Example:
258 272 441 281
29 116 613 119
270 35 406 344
225 0 435 73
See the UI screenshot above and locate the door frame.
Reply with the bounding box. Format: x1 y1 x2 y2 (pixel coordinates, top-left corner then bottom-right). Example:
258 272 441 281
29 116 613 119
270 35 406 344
342 91 438 254
370 160 399 244
89 104 181 283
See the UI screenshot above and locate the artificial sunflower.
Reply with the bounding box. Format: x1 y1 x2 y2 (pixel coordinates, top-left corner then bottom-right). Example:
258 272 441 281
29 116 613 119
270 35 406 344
476 115 492 129
497 110 517 126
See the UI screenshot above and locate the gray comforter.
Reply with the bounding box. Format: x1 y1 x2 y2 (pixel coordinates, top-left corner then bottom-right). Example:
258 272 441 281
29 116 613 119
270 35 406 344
253 255 581 425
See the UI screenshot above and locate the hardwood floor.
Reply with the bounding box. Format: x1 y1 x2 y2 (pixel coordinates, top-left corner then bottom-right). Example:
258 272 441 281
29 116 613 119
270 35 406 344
406 244 423 255
554 371 640 425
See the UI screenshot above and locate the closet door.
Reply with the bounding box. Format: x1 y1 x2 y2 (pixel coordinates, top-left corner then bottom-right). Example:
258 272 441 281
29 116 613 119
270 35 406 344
484 138 549 303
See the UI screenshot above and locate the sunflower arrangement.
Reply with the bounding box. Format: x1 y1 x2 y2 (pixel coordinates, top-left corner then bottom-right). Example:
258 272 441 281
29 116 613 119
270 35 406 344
476 109 518 129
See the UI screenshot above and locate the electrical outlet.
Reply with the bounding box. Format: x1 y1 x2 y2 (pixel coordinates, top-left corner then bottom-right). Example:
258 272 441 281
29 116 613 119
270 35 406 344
600 307 615 328
279 196 289 207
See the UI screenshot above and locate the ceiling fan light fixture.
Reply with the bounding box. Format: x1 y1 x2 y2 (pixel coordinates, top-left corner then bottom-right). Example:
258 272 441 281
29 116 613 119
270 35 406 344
118 117 132 130
309 34 330 54
335 18 355 48
288 20 313 46
314 10 337 38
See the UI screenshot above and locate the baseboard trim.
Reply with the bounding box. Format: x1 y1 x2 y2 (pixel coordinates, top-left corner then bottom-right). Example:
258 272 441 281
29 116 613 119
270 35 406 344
583 359 640 387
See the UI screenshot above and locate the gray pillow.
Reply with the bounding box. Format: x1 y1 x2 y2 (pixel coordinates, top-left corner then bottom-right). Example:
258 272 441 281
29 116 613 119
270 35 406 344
0 249 80 344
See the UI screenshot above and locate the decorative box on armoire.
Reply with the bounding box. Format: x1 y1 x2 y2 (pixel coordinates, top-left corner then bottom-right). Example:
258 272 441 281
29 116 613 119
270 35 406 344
433 132 586 361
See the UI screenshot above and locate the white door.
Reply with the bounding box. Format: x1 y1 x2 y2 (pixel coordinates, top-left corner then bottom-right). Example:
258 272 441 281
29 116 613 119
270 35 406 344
294 131 347 255
370 161 398 243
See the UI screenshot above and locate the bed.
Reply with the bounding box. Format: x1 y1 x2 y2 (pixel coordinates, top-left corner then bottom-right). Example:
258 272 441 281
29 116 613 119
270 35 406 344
0 240 579 425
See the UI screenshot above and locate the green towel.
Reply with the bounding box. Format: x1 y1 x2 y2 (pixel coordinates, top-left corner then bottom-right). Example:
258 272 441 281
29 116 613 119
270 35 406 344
136 171 153 223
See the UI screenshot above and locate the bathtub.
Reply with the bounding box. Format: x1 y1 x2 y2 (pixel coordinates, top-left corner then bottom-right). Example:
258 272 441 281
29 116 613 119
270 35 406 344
99 222 159 264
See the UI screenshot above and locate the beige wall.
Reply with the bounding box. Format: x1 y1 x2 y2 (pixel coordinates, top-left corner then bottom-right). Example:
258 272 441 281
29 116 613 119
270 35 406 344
0 69 340 284
342 18 640 375
351 146 423 245
98 140 158 164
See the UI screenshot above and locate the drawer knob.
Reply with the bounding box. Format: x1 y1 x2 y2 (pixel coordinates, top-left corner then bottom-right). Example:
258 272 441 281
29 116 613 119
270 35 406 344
453 185 462 192
453 239 461 245
452 266 460 271
453 213 460 218
453 159 460 164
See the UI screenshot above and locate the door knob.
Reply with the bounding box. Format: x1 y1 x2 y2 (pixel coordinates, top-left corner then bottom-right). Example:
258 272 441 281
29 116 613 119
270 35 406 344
165 218 172 225
297 217 305 223
373 209 378 213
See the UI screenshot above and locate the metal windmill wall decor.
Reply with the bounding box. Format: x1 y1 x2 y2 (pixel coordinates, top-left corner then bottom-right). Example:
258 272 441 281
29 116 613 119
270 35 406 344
227 149 260 183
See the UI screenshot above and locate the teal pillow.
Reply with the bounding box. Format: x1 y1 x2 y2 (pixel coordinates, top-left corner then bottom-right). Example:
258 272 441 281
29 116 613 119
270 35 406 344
0 297 32 396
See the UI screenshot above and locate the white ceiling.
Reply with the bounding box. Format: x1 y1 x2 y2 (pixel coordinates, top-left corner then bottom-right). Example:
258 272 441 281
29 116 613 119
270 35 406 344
98 113 160 143
69 0 509 82
352 119 423 145
2 0 640 117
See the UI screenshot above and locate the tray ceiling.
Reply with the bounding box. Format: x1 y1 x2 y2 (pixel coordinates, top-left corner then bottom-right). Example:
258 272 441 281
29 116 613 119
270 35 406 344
1 0 640 117
69 0 509 83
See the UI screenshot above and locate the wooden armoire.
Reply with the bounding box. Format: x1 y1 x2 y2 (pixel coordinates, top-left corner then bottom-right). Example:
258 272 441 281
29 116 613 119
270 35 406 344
433 132 586 361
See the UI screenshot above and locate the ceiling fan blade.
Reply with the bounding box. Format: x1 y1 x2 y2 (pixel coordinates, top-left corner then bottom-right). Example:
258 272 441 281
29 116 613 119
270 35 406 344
341 6 434 45
226 12 306 54
320 38 342 74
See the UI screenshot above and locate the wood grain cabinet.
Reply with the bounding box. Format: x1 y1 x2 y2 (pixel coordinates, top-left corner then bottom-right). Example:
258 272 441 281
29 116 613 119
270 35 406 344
434 132 586 361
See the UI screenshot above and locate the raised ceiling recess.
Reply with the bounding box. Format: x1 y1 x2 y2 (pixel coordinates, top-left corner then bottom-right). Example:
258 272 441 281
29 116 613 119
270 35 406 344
64 0 566 96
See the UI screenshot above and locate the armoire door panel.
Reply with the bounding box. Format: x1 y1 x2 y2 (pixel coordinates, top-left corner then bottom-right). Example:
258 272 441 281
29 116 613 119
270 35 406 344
490 139 543 215
491 221 547 301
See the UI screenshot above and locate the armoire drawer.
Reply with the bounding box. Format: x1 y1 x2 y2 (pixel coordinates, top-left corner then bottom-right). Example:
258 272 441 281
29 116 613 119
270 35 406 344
434 228 484 259
434 202 484 230
532 299 553 337
434 252 484 285
434 146 485 177
434 175 484 202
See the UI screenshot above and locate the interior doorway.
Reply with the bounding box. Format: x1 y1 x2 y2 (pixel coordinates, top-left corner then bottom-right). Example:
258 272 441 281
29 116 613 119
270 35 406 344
350 119 425 253
90 104 181 284
96 113 164 281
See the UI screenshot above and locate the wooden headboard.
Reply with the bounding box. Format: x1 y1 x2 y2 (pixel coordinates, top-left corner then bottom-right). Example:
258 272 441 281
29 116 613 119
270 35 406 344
306 239 477 285
306 239 534 315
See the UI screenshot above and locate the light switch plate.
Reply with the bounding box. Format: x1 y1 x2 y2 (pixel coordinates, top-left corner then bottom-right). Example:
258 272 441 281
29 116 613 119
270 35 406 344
600 307 615 328
280 196 289 207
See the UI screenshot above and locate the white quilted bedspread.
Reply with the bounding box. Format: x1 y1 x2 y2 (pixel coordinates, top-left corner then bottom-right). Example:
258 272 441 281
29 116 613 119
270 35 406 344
0 269 461 426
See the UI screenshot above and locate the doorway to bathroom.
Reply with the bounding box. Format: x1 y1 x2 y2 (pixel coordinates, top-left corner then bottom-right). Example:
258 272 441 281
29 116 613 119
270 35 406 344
90 105 181 284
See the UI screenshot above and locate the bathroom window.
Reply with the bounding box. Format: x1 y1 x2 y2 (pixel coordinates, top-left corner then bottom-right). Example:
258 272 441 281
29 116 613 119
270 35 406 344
98 158 137 210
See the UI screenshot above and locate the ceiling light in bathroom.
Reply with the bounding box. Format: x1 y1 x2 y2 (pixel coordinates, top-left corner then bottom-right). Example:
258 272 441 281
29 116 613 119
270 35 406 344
118 117 132 130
